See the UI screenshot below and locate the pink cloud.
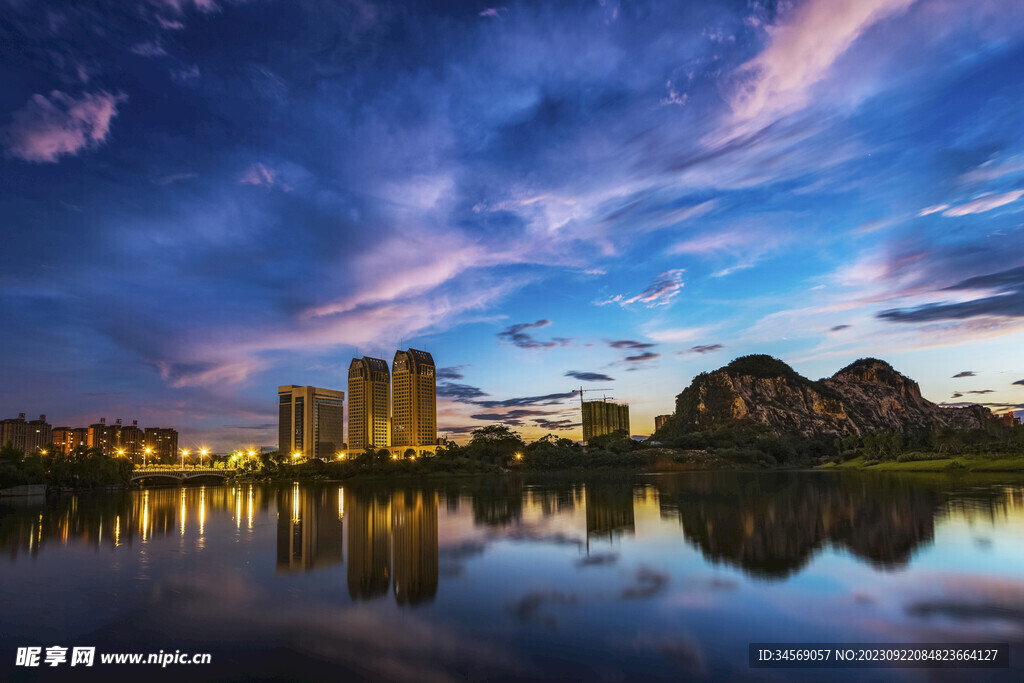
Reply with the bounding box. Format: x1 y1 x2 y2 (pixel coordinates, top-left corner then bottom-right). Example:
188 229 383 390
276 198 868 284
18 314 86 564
729 0 914 121
239 162 287 190
1 90 127 163
942 190 1024 217
598 269 685 308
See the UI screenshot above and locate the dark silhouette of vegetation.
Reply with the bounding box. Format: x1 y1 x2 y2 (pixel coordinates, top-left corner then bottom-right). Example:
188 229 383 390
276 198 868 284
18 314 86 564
0 444 133 489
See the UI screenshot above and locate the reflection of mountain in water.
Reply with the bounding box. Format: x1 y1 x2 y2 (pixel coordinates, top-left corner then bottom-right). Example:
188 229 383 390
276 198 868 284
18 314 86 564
0 485 267 558
658 473 949 578
346 488 438 606
275 483 343 573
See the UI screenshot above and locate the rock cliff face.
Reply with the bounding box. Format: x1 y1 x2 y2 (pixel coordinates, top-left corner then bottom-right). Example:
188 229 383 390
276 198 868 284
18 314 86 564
670 355 990 439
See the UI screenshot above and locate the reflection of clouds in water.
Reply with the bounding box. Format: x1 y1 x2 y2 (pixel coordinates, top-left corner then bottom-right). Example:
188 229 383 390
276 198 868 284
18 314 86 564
130 570 531 682
575 552 619 568
508 590 581 627
621 567 671 600
848 573 1024 641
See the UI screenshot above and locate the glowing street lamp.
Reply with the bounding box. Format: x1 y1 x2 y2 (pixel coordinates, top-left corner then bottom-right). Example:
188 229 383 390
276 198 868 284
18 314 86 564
144 447 153 468
200 448 209 467
181 448 189 468
292 451 301 460
247 449 256 458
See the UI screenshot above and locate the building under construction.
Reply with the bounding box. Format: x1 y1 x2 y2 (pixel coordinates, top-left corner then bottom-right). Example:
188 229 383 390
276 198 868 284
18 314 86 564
582 399 630 444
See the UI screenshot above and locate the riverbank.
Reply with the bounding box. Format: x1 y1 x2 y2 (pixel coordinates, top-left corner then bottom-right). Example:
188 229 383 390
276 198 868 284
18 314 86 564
229 448 746 483
819 452 1024 472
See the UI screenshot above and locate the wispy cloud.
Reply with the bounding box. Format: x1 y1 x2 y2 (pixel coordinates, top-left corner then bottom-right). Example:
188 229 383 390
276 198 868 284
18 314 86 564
497 319 561 349
952 371 975 378
239 162 288 190
728 0 914 121
941 190 1024 217
565 370 614 382
607 340 655 350
623 352 660 363
598 270 685 308
1 90 126 163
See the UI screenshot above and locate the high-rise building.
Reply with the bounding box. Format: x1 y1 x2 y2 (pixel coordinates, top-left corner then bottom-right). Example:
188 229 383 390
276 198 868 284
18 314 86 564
0 413 51 454
391 349 436 449
278 385 345 459
144 427 179 462
87 418 119 457
119 420 145 461
348 357 391 450
582 400 630 444
52 426 89 455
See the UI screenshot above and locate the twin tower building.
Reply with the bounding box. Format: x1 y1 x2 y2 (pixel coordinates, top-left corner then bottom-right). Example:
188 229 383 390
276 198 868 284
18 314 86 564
278 349 437 459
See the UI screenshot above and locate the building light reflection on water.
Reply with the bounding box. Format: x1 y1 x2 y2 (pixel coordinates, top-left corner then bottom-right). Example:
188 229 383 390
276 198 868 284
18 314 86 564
338 488 344 521
247 485 254 529
180 489 186 536
141 490 149 542
235 488 242 530
114 515 120 547
199 487 206 536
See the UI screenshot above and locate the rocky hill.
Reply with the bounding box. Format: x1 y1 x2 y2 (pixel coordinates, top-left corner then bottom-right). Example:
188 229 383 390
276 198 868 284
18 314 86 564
663 355 991 440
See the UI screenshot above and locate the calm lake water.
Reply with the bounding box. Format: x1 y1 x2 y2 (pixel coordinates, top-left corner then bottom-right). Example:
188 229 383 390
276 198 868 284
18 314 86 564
1 472 1022 681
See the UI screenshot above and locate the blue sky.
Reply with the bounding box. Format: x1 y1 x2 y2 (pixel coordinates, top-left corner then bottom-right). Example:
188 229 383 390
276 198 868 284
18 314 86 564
2 0 1024 449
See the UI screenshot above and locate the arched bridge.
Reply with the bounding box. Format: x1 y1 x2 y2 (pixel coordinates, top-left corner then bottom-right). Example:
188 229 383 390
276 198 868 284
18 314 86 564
131 468 231 483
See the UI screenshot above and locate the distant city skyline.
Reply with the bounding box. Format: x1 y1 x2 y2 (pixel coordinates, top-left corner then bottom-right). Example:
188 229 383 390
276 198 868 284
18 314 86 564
2 1 1024 451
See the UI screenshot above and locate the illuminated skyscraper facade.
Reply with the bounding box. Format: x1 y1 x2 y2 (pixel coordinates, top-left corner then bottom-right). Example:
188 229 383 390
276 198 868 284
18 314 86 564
278 385 345 459
347 357 391 450
391 349 436 448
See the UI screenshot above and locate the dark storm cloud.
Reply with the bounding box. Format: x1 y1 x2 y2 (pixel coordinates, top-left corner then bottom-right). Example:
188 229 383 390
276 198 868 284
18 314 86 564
952 371 975 378
608 340 656 350
474 391 577 409
624 352 660 362
470 409 553 421
688 344 724 354
1013 380 1024 386
878 266 1024 322
437 382 488 402
565 370 614 382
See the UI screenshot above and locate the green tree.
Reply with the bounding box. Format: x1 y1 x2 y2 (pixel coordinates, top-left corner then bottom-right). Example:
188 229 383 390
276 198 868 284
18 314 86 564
466 425 526 464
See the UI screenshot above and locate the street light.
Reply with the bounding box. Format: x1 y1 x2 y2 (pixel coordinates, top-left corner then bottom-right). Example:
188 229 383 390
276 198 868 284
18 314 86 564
144 447 153 468
181 448 189 468
200 448 209 468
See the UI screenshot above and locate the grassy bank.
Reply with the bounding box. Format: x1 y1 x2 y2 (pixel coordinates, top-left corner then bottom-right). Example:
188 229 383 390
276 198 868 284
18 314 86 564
819 452 1024 472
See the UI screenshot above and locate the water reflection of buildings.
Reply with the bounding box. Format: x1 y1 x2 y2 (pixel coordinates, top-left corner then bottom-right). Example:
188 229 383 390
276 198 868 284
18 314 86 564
0 485 268 558
346 489 438 606
275 484 344 573
585 483 635 545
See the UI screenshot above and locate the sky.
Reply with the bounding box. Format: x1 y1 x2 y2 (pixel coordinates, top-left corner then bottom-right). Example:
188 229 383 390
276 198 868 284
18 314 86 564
2 0 1024 451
